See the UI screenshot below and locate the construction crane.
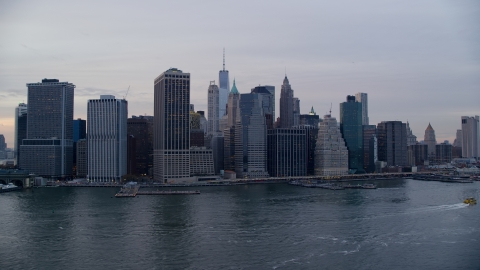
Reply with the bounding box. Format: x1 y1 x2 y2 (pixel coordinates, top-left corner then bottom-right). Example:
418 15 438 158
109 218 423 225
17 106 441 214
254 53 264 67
123 86 130 100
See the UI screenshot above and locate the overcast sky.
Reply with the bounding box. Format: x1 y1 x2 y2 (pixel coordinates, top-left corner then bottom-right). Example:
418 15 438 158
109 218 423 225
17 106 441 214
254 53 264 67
0 0 479 148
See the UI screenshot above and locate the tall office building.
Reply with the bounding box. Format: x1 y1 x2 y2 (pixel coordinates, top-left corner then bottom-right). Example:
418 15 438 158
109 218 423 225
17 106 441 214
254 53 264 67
424 123 437 159
207 81 220 135
14 103 27 165
76 139 87 177
406 121 417 146
267 128 307 177
293 97 300 127
73 119 87 142
251 85 275 129
340 95 364 173
363 125 377 173
224 80 240 171
407 143 428 166
453 129 463 147
355 92 369 125
297 125 318 176
235 93 269 178
0 135 5 159
315 114 348 176
20 79 74 178
279 76 294 128
154 68 191 182
436 143 452 164
72 118 86 174
461 116 479 158
299 107 320 127
377 121 407 166
87 95 127 182
218 49 230 118
127 115 154 175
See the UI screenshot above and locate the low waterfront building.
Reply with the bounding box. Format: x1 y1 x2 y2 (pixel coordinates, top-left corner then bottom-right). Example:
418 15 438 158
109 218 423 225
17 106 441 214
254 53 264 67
190 147 215 176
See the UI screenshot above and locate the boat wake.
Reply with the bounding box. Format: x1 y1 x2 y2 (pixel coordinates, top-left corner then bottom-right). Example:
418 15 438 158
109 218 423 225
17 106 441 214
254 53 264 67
405 203 468 214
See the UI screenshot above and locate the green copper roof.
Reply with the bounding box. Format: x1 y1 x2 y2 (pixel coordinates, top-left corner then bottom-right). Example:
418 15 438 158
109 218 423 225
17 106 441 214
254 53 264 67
309 106 316 115
230 79 239 94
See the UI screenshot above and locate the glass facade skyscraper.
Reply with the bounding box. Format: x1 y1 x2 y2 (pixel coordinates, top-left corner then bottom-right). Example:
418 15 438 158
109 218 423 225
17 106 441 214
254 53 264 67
340 95 364 173
235 93 269 178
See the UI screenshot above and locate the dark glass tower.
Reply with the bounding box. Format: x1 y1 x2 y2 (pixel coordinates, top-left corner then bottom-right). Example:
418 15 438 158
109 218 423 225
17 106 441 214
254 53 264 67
20 79 74 178
127 115 153 176
154 68 190 182
267 128 307 177
73 119 86 142
279 76 294 128
377 121 407 166
340 95 364 173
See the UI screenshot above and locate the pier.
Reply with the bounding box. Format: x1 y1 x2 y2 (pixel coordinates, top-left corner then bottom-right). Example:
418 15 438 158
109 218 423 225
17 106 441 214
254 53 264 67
115 184 200 198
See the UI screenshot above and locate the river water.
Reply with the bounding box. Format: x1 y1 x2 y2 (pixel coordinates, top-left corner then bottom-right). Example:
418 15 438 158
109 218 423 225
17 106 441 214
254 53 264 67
1 179 479 269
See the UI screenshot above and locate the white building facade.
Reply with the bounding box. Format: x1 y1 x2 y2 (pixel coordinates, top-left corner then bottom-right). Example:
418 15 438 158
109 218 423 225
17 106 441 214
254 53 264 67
315 114 349 176
461 116 479 158
87 95 127 182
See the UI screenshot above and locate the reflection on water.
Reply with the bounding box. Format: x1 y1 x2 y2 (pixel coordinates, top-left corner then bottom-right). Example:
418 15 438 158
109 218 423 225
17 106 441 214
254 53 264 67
0 179 479 269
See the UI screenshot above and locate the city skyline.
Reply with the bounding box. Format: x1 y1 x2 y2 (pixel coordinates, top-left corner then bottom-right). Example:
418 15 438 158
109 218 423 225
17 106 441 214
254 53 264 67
1 1 479 148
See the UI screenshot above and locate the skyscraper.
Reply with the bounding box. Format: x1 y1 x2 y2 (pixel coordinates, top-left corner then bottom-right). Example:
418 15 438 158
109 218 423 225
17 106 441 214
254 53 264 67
87 95 127 182
363 125 377 173
76 139 87 178
299 107 320 127
73 119 87 143
406 121 417 146
207 81 220 135
377 121 407 166
20 79 74 178
127 115 154 175
218 49 230 118
355 92 369 125
340 95 364 173
0 135 5 159
267 128 307 177
279 76 294 128
315 114 349 176
235 93 269 178
461 116 479 158
154 68 191 182
251 85 275 129
224 80 240 171
453 129 463 148
293 97 300 127
73 118 86 174
424 123 437 160
14 103 27 165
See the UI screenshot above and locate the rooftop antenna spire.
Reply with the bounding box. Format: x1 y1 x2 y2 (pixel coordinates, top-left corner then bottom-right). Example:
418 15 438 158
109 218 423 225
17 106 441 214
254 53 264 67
329 102 332 115
123 85 130 100
223 48 225 71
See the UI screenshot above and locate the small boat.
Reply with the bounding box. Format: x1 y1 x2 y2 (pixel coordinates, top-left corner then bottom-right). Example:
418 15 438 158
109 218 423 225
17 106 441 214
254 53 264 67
362 183 377 189
463 197 477 205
